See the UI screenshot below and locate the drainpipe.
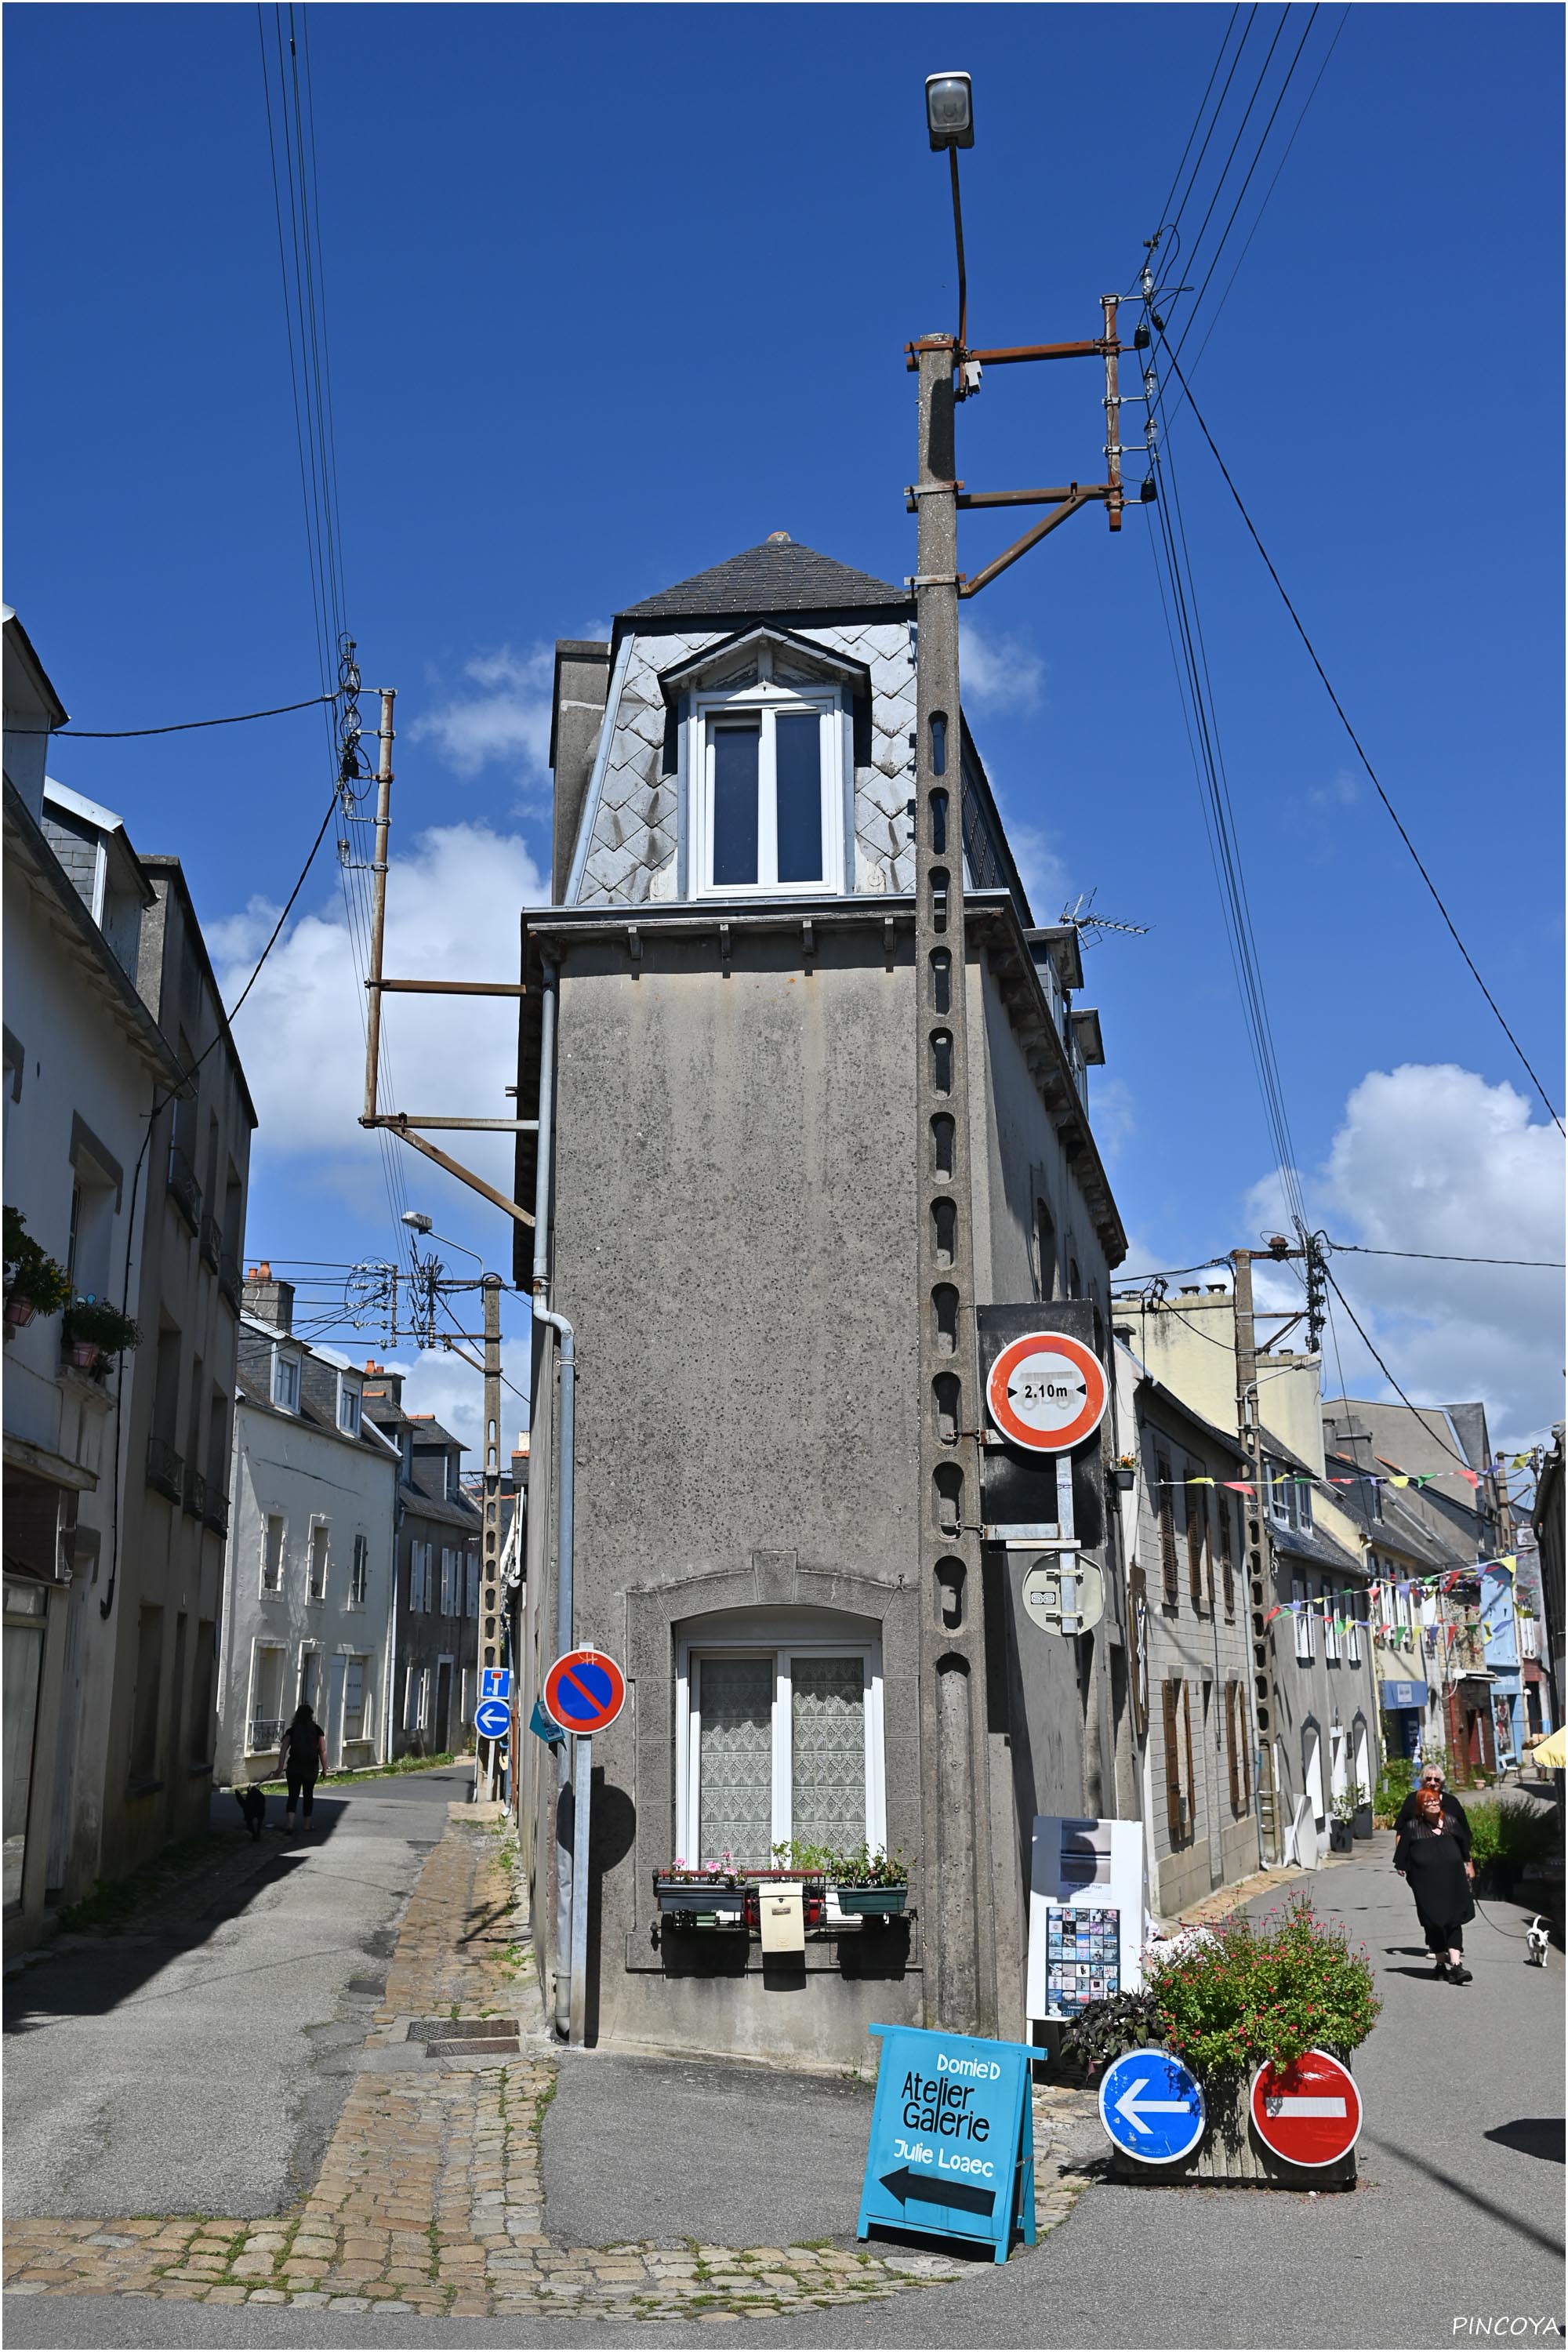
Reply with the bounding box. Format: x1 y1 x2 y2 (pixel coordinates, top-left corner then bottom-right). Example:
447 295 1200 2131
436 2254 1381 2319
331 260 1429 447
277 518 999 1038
530 956 577 2040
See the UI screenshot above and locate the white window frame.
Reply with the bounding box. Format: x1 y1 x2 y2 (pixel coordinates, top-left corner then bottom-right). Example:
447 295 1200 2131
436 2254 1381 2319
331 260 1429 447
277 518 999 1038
338 1378 361 1437
1291 1573 1313 1664
307 1518 329 1603
297 1642 321 1713
343 1654 370 1743
673 1613 885 1864
260 1512 285 1595
1324 1582 1341 1664
273 1348 301 1414
349 1533 369 1609
1348 1591 1364 1667
689 668 845 900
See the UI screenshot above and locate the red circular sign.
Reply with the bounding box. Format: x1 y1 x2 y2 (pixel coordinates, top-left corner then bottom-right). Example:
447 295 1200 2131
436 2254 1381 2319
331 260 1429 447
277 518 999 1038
543 1647 626 1736
1249 2049 1363 2169
985 1330 1108 1454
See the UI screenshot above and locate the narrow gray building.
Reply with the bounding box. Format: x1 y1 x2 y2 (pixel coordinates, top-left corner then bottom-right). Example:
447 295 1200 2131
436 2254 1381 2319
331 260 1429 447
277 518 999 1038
514 537 1132 2061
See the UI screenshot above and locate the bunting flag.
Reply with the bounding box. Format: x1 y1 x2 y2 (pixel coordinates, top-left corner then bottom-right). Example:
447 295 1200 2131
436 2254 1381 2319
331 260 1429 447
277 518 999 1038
1152 1466 1478 1493
1254 1556 1517 1624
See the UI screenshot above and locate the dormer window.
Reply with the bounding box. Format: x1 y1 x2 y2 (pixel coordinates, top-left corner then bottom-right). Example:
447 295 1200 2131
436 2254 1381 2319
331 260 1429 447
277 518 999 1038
1265 1458 1312 1536
273 1349 300 1413
338 1379 361 1437
694 681 844 896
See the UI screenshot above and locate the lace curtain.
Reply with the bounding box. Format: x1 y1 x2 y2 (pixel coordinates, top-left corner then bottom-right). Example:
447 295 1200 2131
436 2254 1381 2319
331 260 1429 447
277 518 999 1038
698 1656 774 1868
791 1655 865 1851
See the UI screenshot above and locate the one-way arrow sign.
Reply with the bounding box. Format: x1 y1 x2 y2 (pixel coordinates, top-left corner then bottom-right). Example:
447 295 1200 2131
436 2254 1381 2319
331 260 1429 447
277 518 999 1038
1098 2047 1207 2165
879 2165 996 2218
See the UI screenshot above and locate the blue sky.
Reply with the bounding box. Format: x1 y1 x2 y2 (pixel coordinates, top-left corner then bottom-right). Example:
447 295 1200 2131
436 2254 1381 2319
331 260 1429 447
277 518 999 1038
5 4 1562 1452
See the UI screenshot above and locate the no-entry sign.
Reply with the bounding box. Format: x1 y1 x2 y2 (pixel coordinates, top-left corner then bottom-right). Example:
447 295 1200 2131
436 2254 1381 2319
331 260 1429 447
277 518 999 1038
985 1330 1108 1454
1249 2049 1362 2169
543 1647 626 1737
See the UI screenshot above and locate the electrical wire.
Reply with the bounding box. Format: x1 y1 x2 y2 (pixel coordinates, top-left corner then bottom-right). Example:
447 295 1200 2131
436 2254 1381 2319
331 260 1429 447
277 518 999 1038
1153 335 1563 1136
1319 1263 1479 1473
1164 6 1259 255
1329 1242 1565 1270
48 693 335 739
1146 5 1243 251
1161 5 1292 343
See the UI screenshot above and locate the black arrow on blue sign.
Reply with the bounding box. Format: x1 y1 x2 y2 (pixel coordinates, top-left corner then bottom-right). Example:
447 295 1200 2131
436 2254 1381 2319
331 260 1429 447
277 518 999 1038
879 2165 995 2219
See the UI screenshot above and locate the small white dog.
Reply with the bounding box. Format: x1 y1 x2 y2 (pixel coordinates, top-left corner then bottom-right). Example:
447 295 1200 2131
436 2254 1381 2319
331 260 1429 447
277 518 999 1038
1525 1915 1551 1967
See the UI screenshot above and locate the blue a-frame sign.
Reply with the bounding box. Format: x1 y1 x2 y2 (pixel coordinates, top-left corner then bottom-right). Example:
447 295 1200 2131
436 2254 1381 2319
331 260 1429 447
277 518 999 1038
856 2023 1037 2263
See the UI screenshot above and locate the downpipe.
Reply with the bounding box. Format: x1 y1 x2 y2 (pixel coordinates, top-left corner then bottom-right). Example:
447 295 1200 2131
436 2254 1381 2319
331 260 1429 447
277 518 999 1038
531 958 578 2042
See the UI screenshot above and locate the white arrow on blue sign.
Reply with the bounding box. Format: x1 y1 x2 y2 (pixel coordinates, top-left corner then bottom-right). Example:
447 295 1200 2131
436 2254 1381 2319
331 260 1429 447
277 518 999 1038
1098 2047 1206 2164
474 1697 511 1740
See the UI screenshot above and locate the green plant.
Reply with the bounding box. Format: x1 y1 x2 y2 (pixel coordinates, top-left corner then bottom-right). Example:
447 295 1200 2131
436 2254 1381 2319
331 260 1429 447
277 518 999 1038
1466 1798 1560 1874
1058 1988 1167 2075
1145 1896 1380 2080
768 1838 835 1879
63 1295 142 1354
1373 1757 1415 1824
768 1839 908 1886
4 1208 73 1315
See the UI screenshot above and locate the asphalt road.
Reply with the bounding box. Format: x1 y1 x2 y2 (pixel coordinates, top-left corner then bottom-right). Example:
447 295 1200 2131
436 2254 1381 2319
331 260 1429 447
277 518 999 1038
3 1766 470 2220
8 1842 1563 2350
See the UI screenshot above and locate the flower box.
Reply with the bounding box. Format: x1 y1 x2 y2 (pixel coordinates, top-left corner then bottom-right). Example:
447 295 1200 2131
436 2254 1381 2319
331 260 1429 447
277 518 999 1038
833 1885 909 1916
5 1296 37 1327
1113 1467 1137 1491
1352 1804 1374 1840
652 1873 745 1916
1329 1820 1354 1853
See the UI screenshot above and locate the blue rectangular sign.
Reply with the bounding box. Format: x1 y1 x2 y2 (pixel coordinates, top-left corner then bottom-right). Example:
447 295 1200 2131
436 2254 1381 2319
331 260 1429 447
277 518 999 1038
856 2023 1036 2263
1380 1679 1427 1710
481 1667 513 1702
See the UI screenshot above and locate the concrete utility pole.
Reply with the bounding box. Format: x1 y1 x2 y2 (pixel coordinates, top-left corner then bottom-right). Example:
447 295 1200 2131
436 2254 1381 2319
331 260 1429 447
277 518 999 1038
1232 1241 1305 1865
479 1272 504 1801
912 335 996 2037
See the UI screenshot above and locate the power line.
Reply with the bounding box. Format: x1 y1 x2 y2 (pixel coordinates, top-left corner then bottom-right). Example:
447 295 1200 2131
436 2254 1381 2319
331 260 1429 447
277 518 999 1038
1165 7 1258 252
1163 4 1292 342
1328 1241 1564 1270
1149 5 1243 248
22 692 337 739
1318 1263 1478 1473
1154 335 1564 1136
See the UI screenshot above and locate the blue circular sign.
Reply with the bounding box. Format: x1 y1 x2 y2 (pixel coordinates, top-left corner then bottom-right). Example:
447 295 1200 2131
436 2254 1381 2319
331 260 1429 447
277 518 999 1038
474 1697 511 1740
1098 2046 1206 2164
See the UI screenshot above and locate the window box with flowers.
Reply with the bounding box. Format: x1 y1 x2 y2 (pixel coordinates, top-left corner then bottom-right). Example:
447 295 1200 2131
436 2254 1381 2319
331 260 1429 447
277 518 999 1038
1059 1897 1379 2186
1112 1456 1138 1492
652 1863 748 1926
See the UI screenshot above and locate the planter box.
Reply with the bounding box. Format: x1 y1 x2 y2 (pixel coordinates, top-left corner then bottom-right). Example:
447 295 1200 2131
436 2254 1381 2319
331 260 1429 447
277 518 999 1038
1329 1820 1354 1853
833 1886 909 1916
1352 1806 1374 1840
653 1877 745 1916
1110 2076 1357 2190
1113 1467 1137 1490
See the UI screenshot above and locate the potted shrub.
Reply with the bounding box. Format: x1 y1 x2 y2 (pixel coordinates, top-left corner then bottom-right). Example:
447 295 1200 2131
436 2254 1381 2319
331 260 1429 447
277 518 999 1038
4 1208 72 1328
61 1295 143 1374
1112 1455 1138 1491
1329 1789 1356 1853
1350 1779 1374 1840
824 1842 910 1917
1467 1797 1559 1899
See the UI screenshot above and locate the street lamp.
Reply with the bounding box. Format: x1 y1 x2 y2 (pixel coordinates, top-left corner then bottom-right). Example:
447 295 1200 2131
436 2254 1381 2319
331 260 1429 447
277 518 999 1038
401 1209 485 1278
925 71 974 361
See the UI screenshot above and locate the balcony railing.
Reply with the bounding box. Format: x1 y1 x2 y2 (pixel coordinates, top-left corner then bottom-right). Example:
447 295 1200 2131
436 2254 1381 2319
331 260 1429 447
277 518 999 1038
203 1487 230 1539
167 1143 202 1233
146 1436 185 1503
247 1717 285 1755
198 1212 222 1272
183 1465 208 1519
218 1249 244 1313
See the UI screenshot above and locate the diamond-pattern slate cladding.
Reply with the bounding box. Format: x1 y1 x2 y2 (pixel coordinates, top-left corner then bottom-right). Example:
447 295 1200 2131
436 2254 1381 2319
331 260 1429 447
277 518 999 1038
572 622 917 906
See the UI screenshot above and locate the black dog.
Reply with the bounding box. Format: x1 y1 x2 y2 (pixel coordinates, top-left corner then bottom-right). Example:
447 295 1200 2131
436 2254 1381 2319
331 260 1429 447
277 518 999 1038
235 1784 267 1840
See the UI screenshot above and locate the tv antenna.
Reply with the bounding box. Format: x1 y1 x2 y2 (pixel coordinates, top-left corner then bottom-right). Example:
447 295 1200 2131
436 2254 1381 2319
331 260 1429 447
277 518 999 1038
1059 887 1151 944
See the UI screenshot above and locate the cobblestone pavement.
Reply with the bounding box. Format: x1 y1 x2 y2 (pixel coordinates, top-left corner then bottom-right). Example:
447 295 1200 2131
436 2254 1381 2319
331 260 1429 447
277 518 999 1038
4 1821 1098 2324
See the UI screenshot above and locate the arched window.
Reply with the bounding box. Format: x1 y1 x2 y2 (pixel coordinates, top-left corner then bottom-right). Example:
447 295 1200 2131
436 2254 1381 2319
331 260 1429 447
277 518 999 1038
674 1606 884 1869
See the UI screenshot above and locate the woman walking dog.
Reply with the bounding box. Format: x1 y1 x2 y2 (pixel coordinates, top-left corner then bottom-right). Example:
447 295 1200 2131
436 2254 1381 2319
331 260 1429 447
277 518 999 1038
1394 1776 1475 1982
278 1703 327 1835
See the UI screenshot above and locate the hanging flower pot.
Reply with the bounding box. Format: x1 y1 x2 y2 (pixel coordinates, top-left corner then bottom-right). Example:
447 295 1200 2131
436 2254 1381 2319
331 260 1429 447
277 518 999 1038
68 1338 102 1370
5 1296 37 1327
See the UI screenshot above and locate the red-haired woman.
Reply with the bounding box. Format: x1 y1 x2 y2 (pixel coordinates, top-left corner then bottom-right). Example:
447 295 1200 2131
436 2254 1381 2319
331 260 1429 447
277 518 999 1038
1394 1782 1474 1982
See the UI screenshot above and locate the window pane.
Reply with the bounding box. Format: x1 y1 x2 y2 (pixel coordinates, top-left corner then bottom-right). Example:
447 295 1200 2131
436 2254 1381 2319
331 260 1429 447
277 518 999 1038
791 1655 866 1851
712 725 760 887
698 1655 773 1867
775 713 823 884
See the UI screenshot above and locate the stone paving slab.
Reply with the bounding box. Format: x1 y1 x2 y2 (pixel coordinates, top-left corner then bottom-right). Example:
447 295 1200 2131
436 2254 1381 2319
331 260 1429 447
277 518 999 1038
3 1824 1098 2323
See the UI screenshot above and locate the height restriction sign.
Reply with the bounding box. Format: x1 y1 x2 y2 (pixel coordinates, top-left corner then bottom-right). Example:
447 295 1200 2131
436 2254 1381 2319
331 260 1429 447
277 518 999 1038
985 1330 1107 1454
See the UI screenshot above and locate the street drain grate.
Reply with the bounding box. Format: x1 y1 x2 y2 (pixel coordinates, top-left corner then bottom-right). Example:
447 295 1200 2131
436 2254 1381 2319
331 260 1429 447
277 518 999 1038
409 2016 521 2057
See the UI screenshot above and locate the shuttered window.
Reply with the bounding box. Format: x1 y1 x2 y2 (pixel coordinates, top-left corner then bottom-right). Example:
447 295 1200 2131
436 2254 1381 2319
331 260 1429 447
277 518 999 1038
1220 1494 1236 1619
1183 1684 1196 1843
1157 1457 1178 1605
1186 1485 1207 1612
1163 1678 1196 1849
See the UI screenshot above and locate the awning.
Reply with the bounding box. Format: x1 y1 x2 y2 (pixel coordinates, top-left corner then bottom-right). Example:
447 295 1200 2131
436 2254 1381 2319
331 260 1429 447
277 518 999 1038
1380 1679 1428 1710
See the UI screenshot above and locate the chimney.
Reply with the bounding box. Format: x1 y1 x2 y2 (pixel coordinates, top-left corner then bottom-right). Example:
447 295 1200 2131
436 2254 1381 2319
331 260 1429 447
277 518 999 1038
243 1261 294 1334
510 1430 530 1490
361 1362 405 1412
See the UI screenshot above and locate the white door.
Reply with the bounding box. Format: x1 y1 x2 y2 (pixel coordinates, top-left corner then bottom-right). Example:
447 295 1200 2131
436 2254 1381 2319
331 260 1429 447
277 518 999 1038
1329 1726 1348 1808
1305 1727 1326 1827
325 1652 348 1768
1353 1722 1371 1812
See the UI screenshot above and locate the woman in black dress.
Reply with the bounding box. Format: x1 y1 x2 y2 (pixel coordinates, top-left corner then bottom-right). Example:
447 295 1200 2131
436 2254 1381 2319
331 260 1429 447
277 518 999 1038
1394 1782 1475 1981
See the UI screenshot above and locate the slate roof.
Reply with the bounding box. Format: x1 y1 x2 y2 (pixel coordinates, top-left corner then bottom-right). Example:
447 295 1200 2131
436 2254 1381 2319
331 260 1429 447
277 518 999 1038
1272 1518 1366 1578
620 537 908 622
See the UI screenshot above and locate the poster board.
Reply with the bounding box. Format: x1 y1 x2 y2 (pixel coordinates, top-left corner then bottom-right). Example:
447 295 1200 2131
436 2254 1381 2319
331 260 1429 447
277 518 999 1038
857 2023 1036 2264
1026 1814 1143 2025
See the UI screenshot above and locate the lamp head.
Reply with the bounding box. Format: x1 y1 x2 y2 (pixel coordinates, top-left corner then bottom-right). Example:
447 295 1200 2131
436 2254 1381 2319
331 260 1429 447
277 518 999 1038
925 71 974 151
401 1210 433 1234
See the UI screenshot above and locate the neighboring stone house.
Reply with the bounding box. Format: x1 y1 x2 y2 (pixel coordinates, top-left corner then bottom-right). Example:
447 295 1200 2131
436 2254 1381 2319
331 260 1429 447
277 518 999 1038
1325 1421 1465 1769
3 608 253 1946
359 1365 481 1757
1112 1339 1258 1918
216 1275 399 1784
515 535 1130 2060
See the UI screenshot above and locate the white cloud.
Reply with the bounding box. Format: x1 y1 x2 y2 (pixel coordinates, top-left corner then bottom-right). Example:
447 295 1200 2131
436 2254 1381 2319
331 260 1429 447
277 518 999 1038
1088 1075 1137 1163
959 619 1044 714
214 821 547 1200
1003 818 1067 917
1245 1064 1565 1447
1308 768 1361 808
408 646 554 780
387 1344 534 1459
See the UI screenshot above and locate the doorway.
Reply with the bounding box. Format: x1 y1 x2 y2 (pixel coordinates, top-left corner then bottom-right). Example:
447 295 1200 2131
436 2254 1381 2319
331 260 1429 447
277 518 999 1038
435 1658 453 1754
